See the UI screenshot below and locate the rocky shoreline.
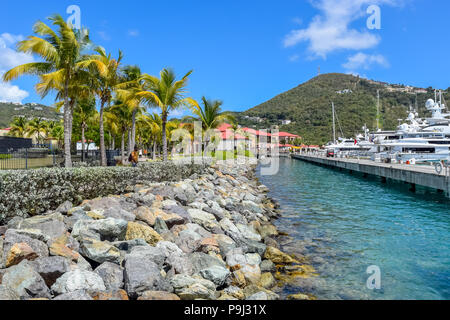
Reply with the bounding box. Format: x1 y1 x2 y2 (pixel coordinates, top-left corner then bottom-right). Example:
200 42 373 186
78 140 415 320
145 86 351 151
0 162 314 300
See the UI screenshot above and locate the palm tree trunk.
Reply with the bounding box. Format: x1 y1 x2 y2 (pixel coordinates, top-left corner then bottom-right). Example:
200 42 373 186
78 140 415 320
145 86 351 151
153 140 157 160
63 80 72 168
162 112 168 161
128 129 132 157
121 131 125 164
131 109 137 153
111 135 115 151
81 123 86 162
99 100 107 167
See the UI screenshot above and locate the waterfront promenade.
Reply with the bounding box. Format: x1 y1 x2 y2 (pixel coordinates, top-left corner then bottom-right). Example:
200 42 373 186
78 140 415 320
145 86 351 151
291 154 450 197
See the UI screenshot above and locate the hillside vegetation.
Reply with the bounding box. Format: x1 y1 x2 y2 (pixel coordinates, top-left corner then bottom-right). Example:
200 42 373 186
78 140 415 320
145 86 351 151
236 73 449 145
0 102 62 128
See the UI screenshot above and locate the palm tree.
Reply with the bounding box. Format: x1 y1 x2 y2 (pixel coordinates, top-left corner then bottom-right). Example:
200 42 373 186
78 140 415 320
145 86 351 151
87 47 124 166
2 14 97 168
117 65 143 152
27 118 47 144
135 68 197 161
186 96 236 153
106 101 132 164
9 117 28 138
75 97 97 161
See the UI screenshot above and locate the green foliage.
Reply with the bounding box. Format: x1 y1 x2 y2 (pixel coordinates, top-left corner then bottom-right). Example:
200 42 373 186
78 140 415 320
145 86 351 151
0 162 206 222
235 73 449 145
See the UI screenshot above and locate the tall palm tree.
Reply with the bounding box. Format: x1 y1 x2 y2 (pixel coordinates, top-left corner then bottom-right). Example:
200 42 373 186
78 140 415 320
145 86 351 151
2 14 98 168
87 47 123 166
9 117 28 138
186 96 236 153
135 68 197 161
116 65 144 153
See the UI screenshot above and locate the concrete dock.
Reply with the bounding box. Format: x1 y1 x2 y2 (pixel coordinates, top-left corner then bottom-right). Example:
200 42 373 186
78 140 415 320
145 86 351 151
291 154 450 197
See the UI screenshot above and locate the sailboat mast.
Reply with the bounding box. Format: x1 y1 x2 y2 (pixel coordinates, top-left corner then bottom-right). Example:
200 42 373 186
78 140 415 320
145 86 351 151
377 90 380 131
332 102 336 144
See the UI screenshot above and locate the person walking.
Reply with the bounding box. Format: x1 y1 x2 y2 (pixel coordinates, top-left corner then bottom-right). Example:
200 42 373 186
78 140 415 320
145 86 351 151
130 146 139 167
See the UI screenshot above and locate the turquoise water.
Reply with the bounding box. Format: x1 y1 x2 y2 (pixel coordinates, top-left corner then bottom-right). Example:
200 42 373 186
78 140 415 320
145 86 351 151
257 157 450 300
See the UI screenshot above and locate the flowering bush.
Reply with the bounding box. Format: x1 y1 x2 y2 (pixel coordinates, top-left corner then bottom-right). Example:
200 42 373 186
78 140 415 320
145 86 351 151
0 162 206 223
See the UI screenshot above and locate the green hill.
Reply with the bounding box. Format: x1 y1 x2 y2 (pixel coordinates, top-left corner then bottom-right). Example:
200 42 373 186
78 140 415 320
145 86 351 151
236 73 449 145
0 102 62 128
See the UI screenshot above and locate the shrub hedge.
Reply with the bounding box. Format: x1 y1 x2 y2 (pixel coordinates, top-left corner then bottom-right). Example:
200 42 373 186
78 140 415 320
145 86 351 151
0 161 206 223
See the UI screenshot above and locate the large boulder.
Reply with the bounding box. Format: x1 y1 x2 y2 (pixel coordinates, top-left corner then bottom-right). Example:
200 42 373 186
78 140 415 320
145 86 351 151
31 256 72 287
199 266 230 287
79 239 122 265
125 222 162 246
94 262 124 291
51 269 106 295
3 230 49 261
188 209 219 232
188 252 227 275
169 274 216 300
72 218 128 242
123 251 172 298
16 213 66 240
84 197 136 222
2 260 51 299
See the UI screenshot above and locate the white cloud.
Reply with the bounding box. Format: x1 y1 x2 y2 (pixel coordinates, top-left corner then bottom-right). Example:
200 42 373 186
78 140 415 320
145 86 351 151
289 54 300 62
128 30 139 37
0 33 34 103
283 0 399 58
342 52 389 72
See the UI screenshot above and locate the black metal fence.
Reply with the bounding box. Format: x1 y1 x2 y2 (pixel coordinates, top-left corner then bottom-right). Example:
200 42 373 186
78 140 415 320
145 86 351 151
0 148 120 170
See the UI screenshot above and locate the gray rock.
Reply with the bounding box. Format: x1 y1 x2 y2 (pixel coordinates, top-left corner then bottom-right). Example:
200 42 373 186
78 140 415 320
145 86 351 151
72 218 128 242
175 229 203 254
245 253 262 266
31 256 72 287
260 260 276 273
187 209 219 232
127 246 166 268
242 201 263 214
3 230 49 261
199 266 230 287
2 260 51 299
7 217 23 229
56 201 73 214
154 217 169 234
225 248 248 268
169 274 216 292
51 269 106 295
188 252 227 274
235 237 267 256
124 252 172 298
212 234 236 255
237 224 262 242
166 254 194 276
79 239 122 265
53 290 93 300
112 239 149 253
156 241 184 258
163 205 191 224
0 225 7 236
0 285 20 300
17 213 66 240
95 262 124 291
247 292 269 300
87 197 136 222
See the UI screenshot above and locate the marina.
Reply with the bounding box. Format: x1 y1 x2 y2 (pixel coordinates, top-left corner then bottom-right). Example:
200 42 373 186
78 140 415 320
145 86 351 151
292 154 450 197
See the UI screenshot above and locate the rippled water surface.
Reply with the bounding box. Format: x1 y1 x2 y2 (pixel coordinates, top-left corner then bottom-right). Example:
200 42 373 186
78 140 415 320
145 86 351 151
257 157 450 300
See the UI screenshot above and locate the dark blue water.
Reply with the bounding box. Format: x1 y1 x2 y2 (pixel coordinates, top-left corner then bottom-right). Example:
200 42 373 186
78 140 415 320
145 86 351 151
257 157 450 300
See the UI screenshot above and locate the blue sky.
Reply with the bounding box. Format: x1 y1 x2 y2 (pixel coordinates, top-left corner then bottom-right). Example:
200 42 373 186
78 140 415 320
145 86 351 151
0 0 449 116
